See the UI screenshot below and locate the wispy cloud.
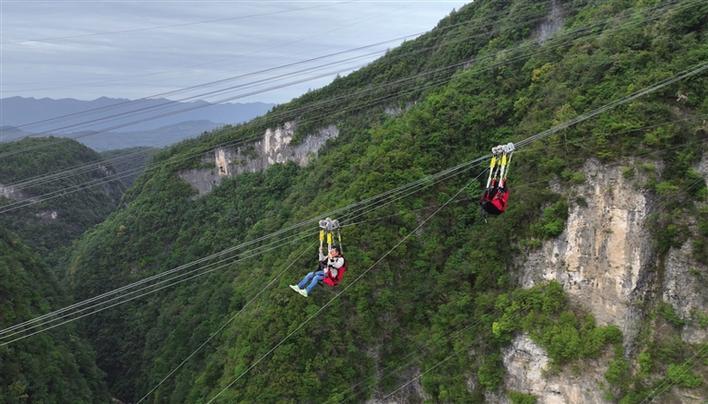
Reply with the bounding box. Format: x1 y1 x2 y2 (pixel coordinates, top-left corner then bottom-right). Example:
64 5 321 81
1 1 468 102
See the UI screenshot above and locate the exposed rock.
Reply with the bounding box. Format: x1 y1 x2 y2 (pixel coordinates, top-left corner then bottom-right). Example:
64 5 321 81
35 210 59 221
178 168 222 197
536 0 565 43
366 367 429 404
488 334 609 404
663 241 708 343
384 102 416 117
178 121 338 196
0 183 29 201
384 106 404 117
663 151 708 343
520 159 654 347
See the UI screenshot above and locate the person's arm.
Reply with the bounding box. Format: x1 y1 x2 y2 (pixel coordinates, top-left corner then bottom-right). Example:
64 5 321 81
319 249 327 262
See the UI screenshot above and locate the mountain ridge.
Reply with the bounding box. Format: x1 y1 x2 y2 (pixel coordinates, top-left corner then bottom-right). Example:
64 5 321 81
0 96 274 133
2 0 706 402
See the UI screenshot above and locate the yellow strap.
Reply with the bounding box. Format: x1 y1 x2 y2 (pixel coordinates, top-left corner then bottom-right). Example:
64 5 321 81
319 230 325 242
500 154 507 167
489 156 497 169
327 232 333 245
504 153 513 179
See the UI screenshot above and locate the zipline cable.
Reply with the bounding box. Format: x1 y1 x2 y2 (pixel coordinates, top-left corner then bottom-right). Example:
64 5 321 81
640 345 708 403
4 0 689 189
0 228 319 341
1 6 703 345
3 66 460 193
0 154 488 340
0 153 485 339
3 59 704 343
4 0 684 161
3 0 688 200
201 61 708 401
206 168 486 404
13 0 580 131
0 71 476 213
135 242 315 403
376 181 708 403
0 232 317 347
0 167 472 344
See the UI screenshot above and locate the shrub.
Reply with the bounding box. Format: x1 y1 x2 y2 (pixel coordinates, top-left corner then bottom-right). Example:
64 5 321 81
493 282 622 366
531 200 569 239
658 302 685 328
666 364 702 388
605 353 631 390
477 354 504 391
509 391 538 404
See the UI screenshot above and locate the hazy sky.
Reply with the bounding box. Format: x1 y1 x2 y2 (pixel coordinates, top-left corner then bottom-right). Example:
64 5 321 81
0 1 469 104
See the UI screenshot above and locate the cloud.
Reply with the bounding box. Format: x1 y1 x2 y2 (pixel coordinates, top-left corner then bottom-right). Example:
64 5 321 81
1 1 469 103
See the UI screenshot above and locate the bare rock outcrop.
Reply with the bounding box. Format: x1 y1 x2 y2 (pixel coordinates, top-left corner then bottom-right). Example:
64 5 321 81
536 0 565 43
520 159 654 346
505 154 707 400
663 151 708 343
179 122 338 196
0 183 29 201
488 334 609 404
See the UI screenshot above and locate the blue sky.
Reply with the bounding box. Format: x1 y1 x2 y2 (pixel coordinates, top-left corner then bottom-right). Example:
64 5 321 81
1 1 469 103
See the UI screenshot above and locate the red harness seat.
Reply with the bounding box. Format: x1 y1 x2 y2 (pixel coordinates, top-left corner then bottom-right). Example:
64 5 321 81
480 180 509 215
322 258 347 286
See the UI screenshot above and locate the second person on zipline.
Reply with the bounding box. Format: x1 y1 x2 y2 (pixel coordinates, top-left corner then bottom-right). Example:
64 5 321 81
290 246 345 297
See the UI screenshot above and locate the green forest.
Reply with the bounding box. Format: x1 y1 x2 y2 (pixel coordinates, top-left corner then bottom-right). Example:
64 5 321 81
0 229 109 403
0 137 124 266
0 0 706 402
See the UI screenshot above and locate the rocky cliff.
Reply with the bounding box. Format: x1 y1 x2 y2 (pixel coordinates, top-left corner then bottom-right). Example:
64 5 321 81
520 159 654 347
179 121 338 195
499 155 707 403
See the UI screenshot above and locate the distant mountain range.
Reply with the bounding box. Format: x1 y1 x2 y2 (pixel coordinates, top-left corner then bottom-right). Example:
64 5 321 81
1 120 227 151
0 96 274 150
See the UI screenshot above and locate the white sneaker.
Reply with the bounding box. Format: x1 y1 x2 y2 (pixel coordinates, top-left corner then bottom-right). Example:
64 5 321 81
289 285 301 293
298 288 309 297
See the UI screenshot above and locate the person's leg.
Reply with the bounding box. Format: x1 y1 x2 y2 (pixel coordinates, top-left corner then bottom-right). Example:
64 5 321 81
297 271 316 289
305 271 326 294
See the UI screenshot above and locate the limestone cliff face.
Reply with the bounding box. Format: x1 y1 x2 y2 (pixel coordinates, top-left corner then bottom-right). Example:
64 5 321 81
488 335 610 404
0 183 28 201
499 156 707 403
179 121 338 195
520 159 654 346
663 152 708 344
536 0 565 43
365 367 428 404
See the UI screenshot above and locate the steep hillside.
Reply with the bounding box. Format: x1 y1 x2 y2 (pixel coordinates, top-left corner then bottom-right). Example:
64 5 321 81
0 229 109 403
62 0 706 402
0 137 124 264
101 146 157 187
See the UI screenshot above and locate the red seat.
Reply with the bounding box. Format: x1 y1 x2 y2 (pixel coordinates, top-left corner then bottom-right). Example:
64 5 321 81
322 260 347 286
480 185 509 215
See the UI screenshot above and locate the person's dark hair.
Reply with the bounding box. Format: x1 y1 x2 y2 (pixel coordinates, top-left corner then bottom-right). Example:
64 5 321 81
331 246 342 254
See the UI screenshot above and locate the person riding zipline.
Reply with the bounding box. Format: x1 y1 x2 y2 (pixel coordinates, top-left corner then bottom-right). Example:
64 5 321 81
290 246 345 297
480 142 514 215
